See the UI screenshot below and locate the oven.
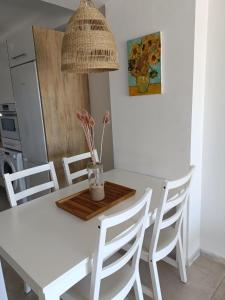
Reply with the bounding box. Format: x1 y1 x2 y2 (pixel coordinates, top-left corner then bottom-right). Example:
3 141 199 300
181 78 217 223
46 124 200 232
0 104 20 141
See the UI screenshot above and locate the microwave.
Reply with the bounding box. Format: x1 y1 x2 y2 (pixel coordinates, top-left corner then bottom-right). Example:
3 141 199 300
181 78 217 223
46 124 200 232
0 104 20 141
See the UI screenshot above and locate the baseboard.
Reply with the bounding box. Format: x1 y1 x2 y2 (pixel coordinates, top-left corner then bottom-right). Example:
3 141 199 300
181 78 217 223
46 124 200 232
201 249 225 265
187 249 201 266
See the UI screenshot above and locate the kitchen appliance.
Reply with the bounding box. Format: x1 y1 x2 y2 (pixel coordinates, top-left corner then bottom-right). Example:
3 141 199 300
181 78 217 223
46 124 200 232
0 103 22 151
0 149 4 187
10 61 50 196
0 147 26 195
10 63 48 165
0 104 25 198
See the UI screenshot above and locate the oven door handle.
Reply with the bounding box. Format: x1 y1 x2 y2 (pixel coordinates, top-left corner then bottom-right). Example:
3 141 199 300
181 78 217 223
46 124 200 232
0 114 17 117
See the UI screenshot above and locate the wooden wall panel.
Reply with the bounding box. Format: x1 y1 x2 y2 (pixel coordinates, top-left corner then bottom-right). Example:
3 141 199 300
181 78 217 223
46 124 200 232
33 26 90 186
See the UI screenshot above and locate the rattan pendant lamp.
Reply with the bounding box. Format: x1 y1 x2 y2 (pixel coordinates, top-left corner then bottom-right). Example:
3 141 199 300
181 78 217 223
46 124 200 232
61 0 119 73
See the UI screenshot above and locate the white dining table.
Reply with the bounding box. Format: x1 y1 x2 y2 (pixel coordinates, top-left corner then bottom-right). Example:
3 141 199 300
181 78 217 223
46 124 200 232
0 168 165 300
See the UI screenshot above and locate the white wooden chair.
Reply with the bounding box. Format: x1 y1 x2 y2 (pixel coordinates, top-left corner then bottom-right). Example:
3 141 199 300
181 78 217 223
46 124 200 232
141 167 194 300
62 149 99 185
3 161 59 294
62 188 152 300
4 162 59 208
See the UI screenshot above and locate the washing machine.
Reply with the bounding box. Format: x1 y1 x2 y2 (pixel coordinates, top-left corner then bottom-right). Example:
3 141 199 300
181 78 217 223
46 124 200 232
0 148 26 193
0 148 4 187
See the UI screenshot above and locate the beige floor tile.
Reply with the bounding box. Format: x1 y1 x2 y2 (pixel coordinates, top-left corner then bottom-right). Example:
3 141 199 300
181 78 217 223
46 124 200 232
211 274 225 300
140 255 225 300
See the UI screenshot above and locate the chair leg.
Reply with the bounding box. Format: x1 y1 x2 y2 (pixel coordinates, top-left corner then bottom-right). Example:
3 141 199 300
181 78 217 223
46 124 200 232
0 260 8 300
149 260 162 300
24 282 31 294
176 236 187 283
134 272 144 300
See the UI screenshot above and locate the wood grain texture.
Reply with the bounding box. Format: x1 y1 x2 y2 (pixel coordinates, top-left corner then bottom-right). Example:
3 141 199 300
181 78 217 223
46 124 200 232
56 181 136 220
33 26 90 186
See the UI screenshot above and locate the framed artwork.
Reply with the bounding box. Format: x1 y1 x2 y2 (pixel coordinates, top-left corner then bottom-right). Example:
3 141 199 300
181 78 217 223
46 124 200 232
127 31 162 96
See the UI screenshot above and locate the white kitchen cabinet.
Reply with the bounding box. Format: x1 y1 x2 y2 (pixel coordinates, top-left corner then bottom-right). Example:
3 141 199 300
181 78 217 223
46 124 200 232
0 41 14 104
7 27 36 67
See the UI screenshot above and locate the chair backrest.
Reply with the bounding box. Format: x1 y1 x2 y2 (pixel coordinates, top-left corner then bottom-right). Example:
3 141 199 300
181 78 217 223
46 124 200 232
4 162 59 207
90 188 152 300
62 149 99 185
149 167 194 260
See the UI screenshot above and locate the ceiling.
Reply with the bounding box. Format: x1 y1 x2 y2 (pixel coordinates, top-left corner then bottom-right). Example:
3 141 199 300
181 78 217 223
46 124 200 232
0 0 72 40
42 0 110 10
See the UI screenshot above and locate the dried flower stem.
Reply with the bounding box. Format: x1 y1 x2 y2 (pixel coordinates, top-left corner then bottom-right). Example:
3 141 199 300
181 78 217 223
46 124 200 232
80 122 96 164
100 123 105 163
76 110 110 165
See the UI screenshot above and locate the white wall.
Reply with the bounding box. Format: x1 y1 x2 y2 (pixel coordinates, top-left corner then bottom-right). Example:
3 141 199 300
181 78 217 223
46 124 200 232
88 5 114 172
106 0 195 179
0 1 72 41
201 0 225 259
5 13 71 39
89 72 114 171
189 0 209 263
106 0 199 261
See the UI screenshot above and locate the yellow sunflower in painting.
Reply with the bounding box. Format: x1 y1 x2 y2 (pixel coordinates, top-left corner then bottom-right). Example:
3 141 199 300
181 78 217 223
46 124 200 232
143 34 160 51
128 32 162 96
148 53 158 65
128 32 161 77
129 44 142 60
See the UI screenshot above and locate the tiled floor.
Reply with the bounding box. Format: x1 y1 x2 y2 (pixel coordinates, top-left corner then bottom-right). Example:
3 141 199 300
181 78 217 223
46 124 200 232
1 187 225 300
140 257 225 300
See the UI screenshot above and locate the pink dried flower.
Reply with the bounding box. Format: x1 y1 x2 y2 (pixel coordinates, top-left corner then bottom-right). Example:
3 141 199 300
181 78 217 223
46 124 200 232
76 109 111 164
76 111 83 122
100 111 111 163
89 116 96 128
79 110 88 125
103 111 111 125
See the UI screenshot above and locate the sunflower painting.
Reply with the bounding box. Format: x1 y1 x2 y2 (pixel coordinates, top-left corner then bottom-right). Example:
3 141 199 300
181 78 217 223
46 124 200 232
127 32 162 96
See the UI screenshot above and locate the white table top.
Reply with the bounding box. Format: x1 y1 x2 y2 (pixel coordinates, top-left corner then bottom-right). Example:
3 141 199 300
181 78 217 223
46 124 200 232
0 169 164 297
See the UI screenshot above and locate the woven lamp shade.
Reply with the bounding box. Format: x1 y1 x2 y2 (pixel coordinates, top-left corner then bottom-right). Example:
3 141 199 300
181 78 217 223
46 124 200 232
61 0 119 73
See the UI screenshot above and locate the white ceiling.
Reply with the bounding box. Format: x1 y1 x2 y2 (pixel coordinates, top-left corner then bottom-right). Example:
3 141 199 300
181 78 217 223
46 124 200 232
0 0 72 40
42 0 110 10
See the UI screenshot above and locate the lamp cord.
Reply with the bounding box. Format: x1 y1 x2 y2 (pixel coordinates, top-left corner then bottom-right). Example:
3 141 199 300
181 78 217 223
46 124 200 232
80 0 96 8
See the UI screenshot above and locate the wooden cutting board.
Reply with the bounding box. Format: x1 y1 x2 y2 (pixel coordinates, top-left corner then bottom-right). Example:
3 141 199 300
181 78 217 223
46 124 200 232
56 181 136 221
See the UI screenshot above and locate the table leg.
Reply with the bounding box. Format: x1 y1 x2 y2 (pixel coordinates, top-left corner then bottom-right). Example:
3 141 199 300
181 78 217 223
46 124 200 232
24 282 32 294
0 260 8 300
